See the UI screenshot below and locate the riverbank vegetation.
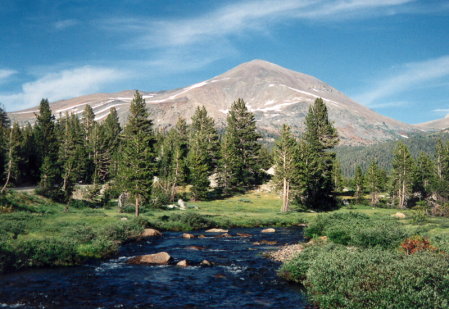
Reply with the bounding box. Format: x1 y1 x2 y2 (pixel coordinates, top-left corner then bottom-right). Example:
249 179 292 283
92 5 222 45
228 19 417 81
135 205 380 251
279 212 449 309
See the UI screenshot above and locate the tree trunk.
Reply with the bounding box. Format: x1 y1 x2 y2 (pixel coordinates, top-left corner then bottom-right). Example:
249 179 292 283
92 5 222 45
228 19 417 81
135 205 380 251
282 177 287 212
135 195 140 217
1 130 14 193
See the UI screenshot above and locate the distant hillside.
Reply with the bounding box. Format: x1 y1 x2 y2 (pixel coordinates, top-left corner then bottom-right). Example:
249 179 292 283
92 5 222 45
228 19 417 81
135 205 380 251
336 131 449 177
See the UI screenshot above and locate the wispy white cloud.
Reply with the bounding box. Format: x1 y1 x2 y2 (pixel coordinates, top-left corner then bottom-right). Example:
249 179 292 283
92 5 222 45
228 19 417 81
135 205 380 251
100 0 421 72
354 55 449 107
433 108 449 113
0 66 127 111
53 19 79 30
0 69 17 82
105 0 417 49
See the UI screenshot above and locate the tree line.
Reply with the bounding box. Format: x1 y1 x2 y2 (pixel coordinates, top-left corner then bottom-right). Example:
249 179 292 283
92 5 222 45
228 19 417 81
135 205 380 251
0 92 274 215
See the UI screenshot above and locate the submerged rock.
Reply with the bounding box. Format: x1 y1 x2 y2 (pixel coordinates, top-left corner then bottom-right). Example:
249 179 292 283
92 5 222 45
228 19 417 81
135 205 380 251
205 228 228 233
185 246 205 251
237 233 252 237
176 260 189 267
261 228 276 233
127 252 171 265
182 233 195 239
253 240 277 246
200 260 213 267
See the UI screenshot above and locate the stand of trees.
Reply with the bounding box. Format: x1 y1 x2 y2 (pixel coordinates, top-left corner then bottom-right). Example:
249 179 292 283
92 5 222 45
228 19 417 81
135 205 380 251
1 94 448 216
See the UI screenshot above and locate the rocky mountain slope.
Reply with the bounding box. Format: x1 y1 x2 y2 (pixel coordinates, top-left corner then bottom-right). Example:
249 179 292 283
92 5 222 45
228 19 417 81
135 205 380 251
9 60 419 145
416 115 449 131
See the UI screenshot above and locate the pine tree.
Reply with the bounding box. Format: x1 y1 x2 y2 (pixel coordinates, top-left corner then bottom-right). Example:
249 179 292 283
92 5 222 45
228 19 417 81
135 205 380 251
273 124 297 212
188 107 219 200
392 142 414 208
434 140 449 200
333 159 344 192
101 107 122 181
219 98 261 193
35 99 61 199
58 114 85 200
354 165 364 202
298 98 339 210
0 105 10 182
118 91 157 216
366 161 382 206
81 104 96 183
412 152 435 200
20 123 40 184
1 123 22 192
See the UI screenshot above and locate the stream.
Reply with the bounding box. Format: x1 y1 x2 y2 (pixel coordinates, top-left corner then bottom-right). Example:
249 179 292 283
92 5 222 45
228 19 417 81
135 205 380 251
0 227 309 308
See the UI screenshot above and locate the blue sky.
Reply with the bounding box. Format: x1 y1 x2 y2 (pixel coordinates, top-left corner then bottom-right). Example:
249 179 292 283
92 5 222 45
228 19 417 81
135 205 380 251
0 0 448 124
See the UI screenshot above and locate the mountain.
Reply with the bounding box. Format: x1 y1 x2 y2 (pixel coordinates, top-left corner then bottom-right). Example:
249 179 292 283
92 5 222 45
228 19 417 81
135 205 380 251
416 115 449 131
9 60 419 145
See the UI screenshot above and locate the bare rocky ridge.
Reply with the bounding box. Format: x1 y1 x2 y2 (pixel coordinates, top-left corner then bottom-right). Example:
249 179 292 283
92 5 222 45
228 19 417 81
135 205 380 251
9 59 420 145
416 115 449 131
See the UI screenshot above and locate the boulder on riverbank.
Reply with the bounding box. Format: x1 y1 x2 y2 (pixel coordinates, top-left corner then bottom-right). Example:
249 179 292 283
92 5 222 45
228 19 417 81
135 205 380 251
265 244 304 262
141 228 162 237
205 228 228 233
127 252 172 265
392 212 406 219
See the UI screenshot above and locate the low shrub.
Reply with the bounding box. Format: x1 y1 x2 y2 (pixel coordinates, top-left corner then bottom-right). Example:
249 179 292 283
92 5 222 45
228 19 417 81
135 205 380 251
11 238 81 270
76 237 118 258
400 235 438 255
305 212 408 249
281 245 449 309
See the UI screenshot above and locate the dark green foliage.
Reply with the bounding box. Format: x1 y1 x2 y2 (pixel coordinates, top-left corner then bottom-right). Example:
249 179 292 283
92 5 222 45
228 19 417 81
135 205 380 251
219 99 262 194
412 152 435 200
295 98 339 211
188 107 219 200
35 99 62 200
157 118 190 202
365 161 383 206
335 131 449 177
305 212 408 249
1 123 22 191
118 91 157 215
282 245 449 309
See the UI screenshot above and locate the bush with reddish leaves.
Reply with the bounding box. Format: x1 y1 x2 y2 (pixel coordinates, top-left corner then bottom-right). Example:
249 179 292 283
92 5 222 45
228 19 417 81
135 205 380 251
400 235 438 255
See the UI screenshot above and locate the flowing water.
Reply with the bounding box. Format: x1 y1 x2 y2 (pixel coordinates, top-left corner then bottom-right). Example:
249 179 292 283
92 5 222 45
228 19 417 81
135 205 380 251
0 227 310 308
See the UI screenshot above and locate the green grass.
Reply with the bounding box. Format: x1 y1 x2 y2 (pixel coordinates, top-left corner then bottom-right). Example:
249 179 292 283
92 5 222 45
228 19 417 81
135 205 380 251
1 190 449 274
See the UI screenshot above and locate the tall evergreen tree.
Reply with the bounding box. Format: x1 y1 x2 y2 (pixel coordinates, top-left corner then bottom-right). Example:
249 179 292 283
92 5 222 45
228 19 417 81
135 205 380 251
333 159 344 192
1 123 22 192
366 161 382 206
59 114 85 200
81 104 96 183
354 165 365 202
118 91 157 216
101 107 122 181
20 123 40 184
412 152 435 200
219 98 261 193
35 99 61 199
188 107 219 200
298 98 339 210
392 142 414 208
273 124 297 212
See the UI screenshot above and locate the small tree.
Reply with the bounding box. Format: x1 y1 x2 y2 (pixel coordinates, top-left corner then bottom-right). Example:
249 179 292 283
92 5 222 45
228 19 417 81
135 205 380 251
273 124 297 212
354 165 364 202
366 161 382 206
392 142 414 208
1 123 22 192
